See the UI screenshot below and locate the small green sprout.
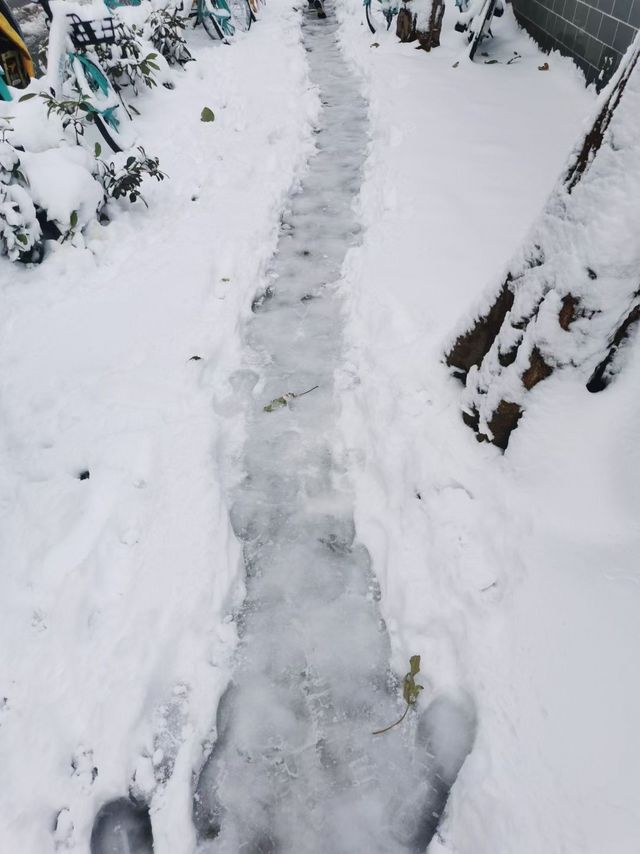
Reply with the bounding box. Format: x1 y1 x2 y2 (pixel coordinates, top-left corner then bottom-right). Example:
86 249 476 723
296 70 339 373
373 655 423 735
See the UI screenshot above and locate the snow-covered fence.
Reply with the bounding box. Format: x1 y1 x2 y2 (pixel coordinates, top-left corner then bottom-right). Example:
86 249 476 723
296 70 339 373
444 35 640 450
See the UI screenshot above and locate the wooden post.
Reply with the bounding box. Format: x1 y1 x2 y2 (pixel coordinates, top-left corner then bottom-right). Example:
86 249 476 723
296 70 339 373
396 0 446 49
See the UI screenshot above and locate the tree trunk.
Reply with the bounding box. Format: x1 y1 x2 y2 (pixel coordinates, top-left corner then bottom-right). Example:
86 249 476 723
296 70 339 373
396 6 417 42
444 38 640 450
416 0 445 51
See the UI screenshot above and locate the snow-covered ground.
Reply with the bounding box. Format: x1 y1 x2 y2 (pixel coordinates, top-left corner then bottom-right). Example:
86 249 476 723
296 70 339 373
1 0 638 852
0 6 318 852
337 4 640 853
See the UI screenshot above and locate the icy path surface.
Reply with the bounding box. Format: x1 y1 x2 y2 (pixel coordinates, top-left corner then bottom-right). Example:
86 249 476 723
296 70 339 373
193 6 474 853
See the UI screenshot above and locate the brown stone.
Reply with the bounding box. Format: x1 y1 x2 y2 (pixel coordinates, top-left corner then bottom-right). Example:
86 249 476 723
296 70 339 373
521 347 553 390
486 400 522 451
558 293 578 331
461 406 479 430
446 278 514 381
498 344 518 367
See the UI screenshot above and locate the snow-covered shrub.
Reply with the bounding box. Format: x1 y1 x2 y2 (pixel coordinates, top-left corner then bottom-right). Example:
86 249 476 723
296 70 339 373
36 90 97 146
20 146 104 241
93 23 162 94
0 139 42 262
0 184 42 262
145 6 193 67
96 144 166 207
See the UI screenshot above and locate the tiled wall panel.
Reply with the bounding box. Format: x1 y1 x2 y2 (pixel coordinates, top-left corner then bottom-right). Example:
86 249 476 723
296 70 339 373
512 0 639 86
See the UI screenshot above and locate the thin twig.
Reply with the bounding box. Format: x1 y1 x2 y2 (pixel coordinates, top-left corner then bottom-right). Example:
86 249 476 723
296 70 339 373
372 703 409 736
296 384 319 397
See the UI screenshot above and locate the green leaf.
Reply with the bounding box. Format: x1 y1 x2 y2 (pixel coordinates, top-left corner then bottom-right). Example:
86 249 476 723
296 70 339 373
403 655 423 706
126 156 136 168
18 92 37 102
69 210 78 229
264 385 318 411
200 106 215 123
264 395 290 413
94 142 102 158
373 654 424 735
16 233 28 245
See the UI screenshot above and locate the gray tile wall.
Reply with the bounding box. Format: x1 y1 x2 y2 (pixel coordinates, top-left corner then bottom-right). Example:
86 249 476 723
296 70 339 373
511 0 639 86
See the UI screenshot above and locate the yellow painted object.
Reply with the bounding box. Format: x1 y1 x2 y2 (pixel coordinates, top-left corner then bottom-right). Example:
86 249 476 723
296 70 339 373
0 11 34 82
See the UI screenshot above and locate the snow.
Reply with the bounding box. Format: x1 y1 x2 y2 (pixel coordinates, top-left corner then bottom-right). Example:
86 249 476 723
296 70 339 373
1 0 638 852
0 4 318 852
20 147 102 228
193 12 477 851
336 3 639 853
451 37 640 441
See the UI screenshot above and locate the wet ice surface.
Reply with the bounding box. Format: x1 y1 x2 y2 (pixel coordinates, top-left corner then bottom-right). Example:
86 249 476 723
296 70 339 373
90 799 153 854
193 6 475 854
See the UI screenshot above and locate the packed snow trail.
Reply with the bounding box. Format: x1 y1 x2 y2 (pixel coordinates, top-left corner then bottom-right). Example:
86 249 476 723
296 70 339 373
192 5 476 853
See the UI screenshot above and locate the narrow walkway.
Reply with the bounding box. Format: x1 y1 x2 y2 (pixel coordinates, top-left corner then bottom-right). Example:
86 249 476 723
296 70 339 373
193 6 472 852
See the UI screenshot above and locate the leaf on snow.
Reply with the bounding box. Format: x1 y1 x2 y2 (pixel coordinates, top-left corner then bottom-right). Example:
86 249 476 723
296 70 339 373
263 385 319 413
373 654 424 735
264 394 294 412
201 107 215 123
